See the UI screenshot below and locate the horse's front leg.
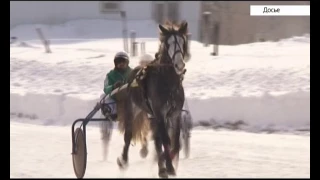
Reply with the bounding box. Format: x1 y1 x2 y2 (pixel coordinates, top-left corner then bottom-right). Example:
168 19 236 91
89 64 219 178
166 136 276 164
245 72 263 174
170 115 181 170
171 114 182 156
155 130 167 178
150 116 167 178
160 119 176 176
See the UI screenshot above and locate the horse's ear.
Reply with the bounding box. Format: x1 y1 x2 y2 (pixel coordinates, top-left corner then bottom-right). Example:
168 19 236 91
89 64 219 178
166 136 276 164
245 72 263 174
179 21 188 34
159 24 169 35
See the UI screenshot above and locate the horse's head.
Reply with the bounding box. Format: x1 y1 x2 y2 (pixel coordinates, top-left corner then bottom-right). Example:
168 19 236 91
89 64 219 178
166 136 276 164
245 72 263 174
158 21 189 75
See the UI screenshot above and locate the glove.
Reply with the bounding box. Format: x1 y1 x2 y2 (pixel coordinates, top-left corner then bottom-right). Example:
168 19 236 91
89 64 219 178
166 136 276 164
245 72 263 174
113 81 122 89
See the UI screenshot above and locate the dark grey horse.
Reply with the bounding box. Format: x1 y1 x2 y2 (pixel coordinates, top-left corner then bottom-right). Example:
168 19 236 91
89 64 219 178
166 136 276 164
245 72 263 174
116 20 190 178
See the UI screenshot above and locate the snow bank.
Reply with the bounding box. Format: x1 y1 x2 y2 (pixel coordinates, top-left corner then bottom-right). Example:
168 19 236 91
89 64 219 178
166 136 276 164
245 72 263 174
10 93 98 126
10 91 310 132
187 92 310 131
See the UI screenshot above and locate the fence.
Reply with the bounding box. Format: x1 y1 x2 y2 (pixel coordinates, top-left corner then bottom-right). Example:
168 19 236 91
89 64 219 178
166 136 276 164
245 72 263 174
129 31 146 57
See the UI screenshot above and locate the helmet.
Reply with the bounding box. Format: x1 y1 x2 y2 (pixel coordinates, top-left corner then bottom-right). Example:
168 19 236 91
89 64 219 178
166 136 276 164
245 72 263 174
140 54 153 62
139 54 153 66
114 51 129 65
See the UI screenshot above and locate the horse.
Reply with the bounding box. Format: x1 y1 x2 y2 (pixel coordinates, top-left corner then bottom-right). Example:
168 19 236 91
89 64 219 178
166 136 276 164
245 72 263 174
116 20 190 178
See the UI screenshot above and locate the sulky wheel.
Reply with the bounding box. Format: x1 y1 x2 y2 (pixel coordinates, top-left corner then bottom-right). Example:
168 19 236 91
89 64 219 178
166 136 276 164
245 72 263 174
72 128 87 179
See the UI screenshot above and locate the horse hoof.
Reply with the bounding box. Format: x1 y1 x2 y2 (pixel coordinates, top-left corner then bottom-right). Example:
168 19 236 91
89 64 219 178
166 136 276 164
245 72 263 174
158 168 168 178
140 147 149 158
117 157 128 170
167 167 176 176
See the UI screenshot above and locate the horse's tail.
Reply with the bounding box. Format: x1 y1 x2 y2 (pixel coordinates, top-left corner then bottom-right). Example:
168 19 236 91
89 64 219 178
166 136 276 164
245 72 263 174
132 111 150 143
117 99 150 144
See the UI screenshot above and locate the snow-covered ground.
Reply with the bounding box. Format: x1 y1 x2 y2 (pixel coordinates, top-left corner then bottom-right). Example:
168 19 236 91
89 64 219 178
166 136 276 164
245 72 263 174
10 121 310 178
10 19 309 178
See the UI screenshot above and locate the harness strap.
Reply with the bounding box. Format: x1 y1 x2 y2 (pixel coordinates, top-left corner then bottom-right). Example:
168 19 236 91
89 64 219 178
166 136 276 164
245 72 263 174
130 66 155 117
144 93 154 117
141 67 155 117
131 55 186 118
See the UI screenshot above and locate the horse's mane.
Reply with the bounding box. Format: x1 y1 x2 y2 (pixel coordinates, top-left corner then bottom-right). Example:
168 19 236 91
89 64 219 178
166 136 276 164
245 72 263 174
158 20 188 42
161 20 181 32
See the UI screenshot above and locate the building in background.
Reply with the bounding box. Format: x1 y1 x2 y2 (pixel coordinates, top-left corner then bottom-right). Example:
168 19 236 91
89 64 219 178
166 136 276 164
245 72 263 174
10 1 309 45
10 1 200 40
200 1 310 45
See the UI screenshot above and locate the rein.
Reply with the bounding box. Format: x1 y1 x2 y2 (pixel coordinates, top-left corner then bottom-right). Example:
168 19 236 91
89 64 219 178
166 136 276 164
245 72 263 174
141 59 186 81
146 63 173 67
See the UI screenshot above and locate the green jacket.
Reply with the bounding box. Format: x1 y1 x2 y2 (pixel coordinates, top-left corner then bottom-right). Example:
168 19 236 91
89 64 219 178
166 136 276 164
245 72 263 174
103 66 132 96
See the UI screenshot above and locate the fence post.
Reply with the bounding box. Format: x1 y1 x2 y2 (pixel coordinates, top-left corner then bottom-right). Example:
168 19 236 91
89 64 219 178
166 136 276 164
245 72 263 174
134 42 138 56
211 22 220 56
35 28 51 53
202 11 211 47
130 31 137 56
120 11 128 53
140 42 145 55
187 33 191 53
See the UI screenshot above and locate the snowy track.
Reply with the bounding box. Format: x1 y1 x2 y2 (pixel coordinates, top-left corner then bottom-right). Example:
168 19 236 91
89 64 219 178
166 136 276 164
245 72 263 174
10 122 309 178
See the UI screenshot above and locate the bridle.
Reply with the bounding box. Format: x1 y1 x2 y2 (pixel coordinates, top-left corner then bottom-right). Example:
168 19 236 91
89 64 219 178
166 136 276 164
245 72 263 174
163 33 187 63
136 31 188 83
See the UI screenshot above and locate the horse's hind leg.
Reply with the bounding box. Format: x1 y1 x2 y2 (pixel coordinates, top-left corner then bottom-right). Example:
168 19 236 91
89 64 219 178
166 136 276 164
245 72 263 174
140 136 149 158
100 119 113 161
139 113 149 158
117 101 133 170
117 129 132 170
